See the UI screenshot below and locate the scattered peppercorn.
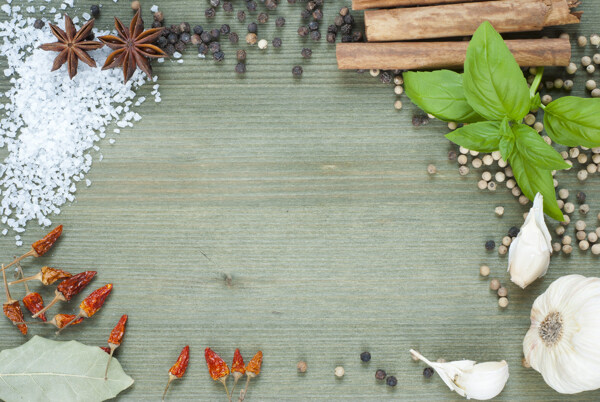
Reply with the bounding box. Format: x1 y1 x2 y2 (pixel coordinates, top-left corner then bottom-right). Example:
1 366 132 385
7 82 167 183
298 26 309 37
34 19 44 29
220 24 231 35
412 114 430 126
229 32 239 44
301 48 312 58
131 1 140 11
213 51 225 62
247 1 257 11
340 6 349 16
265 0 278 10
180 33 191 44
90 5 100 18
200 31 212 43
306 1 317 11
165 44 176 55
352 31 363 42
386 376 397 387
334 366 345 378
423 367 434 378
310 31 321 41
237 10 246 22
209 42 221 54
380 71 392 84
490 278 501 291
344 14 354 25
210 28 220 40
223 1 234 12
485 240 495 251
576 191 586 204
360 351 371 362
308 21 319 31
174 41 186 53
508 226 520 238
167 33 178 44
313 9 323 21
301 9 311 19
375 369 386 380
276 17 286 28
334 15 344 27
198 43 208 55
237 49 246 61
327 33 336 43
210 0 220 6
341 34 352 43
273 37 282 47
180 22 190 33
246 33 257 45
205 8 216 18
258 12 269 24
297 360 307 373
292 65 303 77
248 22 258 33
154 11 164 22
235 63 246 74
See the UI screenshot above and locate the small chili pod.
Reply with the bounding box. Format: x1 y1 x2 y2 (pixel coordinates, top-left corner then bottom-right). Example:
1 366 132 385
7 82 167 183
32 270 97 318
100 346 111 354
2 225 63 273
240 351 263 401
14 260 47 321
230 349 246 396
9 266 72 286
205 348 230 399
56 283 113 334
48 313 84 329
105 314 128 379
2 264 27 335
163 345 190 401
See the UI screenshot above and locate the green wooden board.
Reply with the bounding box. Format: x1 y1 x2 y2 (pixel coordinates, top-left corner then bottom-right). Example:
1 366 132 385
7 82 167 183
1 0 600 400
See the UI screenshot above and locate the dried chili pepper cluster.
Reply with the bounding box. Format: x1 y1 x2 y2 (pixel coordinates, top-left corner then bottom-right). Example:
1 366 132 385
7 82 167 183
204 348 263 402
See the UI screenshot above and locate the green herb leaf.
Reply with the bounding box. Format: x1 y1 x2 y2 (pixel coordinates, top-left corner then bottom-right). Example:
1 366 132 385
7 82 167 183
513 123 570 170
0 336 133 402
445 121 502 152
498 118 514 161
403 70 484 123
463 21 530 121
529 93 541 112
510 152 564 221
544 97 600 148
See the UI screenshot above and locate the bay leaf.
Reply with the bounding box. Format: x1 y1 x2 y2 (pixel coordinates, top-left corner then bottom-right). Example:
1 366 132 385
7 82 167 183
0 335 133 402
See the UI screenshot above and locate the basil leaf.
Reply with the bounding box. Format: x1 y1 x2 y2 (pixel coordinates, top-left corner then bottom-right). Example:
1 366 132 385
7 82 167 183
463 21 530 121
529 93 541 112
510 151 564 221
403 70 484 123
544 97 600 148
513 123 570 170
498 118 514 161
445 121 502 152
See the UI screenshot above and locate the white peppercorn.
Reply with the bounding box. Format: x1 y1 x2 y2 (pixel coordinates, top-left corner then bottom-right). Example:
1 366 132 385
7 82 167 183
554 78 564 89
498 244 507 255
512 187 522 197
482 171 492 181
569 148 580 158
480 265 490 277
258 39 268 49
394 76 403 85
482 155 493 166
459 166 470 176
459 146 469 155
505 166 513 177
543 136 552 145
559 33 570 40
533 122 544 133
586 80 597 91
498 287 508 297
369 69 379 77
477 180 487 190
427 164 437 175
558 188 569 199
498 158 507 168
580 240 590 251
578 153 588 164
495 206 504 217
457 155 468 165
519 195 529 205
541 94 552 105
566 62 577 74
524 114 536 125
553 242 562 253
487 181 497 191
592 88 600 98
580 204 590 214
506 179 516 189
490 278 501 291
469 150 479 157
335 366 345 378
555 225 565 236
576 230 587 241
592 34 600 47
577 169 589 181
592 244 600 255
394 100 403 110
593 53 600 64
495 172 505 182
564 202 575 214
563 244 573 254
582 56 592 67
587 163 598 173
498 297 509 308
578 35 588 47
562 235 572 245
502 236 512 247
557 199 564 209
448 122 458 130
576 220 587 231
564 79 574 90
561 215 571 226
472 158 482 168
587 65 596 74
588 232 598 243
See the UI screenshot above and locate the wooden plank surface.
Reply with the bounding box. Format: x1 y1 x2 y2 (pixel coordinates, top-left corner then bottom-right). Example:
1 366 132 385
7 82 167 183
1 0 599 400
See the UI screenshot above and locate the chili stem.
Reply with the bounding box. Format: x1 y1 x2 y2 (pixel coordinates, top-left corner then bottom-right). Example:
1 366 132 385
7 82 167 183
162 374 176 401
239 377 251 402
32 292 63 318
529 66 544 99
1 250 36 273
219 377 231 402
55 313 83 335
2 265 11 302
104 344 117 380
15 260 31 294
8 272 41 286
230 377 240 400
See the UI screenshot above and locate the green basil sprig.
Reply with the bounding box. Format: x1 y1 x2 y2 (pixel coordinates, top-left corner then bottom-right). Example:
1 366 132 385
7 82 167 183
404 21 600 221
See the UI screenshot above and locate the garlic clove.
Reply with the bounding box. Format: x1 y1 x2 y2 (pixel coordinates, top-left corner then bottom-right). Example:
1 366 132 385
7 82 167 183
410 349 509 400
508 193 552 289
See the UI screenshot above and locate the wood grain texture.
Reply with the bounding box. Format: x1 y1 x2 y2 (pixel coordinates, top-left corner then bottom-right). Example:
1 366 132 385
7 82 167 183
352 0 492 10
336 39 571 70
1 0 599 401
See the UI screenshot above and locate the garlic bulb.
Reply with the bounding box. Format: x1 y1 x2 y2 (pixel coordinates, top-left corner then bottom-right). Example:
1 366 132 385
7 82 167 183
410 349 509 400
523 274 600 394
508 192 552 289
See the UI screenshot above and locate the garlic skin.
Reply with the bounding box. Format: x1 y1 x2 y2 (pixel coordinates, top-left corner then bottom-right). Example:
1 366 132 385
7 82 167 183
508 192 552 289
410 349 509 400
523 274 600 394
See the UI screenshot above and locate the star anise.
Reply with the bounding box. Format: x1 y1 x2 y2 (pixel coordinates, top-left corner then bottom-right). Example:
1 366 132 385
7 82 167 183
39 15 104 79
98 10 166 83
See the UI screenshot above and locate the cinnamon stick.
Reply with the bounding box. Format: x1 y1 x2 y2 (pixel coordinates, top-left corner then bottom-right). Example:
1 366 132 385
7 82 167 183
353 0 494 11
336 38 571 70
364 0 582 42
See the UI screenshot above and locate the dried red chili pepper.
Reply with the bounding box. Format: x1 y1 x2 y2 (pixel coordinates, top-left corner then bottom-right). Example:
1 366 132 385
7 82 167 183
32 271 96 318
240 351 263 402
56 284 112 334
163 345 190 401
100 346 111 354
2 264 27 335
13 260 47 322
1 225 63 273
104 314 128 379
205 348 231 399
9 266 72 286
49 313 84 329
230 348 246 397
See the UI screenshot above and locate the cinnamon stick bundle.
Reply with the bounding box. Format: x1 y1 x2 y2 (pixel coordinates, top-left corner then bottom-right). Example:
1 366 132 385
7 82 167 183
353 0 492 11
364 0 582 42
336 38 571 70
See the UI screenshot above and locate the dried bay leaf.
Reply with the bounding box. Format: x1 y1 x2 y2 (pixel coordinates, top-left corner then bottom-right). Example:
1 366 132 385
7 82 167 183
0 335 133 402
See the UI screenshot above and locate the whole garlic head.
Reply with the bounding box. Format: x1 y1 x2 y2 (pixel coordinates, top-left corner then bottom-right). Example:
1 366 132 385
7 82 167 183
523 274 600 394
410 349 509 400
508 192 552 289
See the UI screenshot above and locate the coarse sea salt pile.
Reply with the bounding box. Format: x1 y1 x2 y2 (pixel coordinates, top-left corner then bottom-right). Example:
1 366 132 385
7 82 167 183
0 4 160 244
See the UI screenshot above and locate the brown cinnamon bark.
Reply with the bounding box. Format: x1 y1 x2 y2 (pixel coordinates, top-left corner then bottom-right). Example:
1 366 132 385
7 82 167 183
336 38 571 70
364 0 582 42
353 0 493 11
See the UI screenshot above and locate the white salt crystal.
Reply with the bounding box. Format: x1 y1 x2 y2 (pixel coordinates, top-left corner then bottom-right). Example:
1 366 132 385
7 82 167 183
151 5 159 12
85 179 91 187
15 240 22 246
109 139 116 144
157 58 164 63
173 52 182 59
82 12 91 20
177 60 184 64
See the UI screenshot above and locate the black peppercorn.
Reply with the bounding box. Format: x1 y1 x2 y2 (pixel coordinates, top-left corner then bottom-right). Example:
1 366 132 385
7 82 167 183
341 35 352 43
423 367 434 379
352 31 363 42
209 41 221 54
180 22 191 33
306 1 316 11
156 36 168 48
300 9 311 19
273 37 282 47
229 32 239 44
334 15 344 26
237 10 246 22
315 0 324 6
151 21 162 29
86 31 95 41
508 226 520 238
301 47 312 58
380 71 392 84
165 43 176 55
33 19 45 29
375 369 386 380
210 28 220 40
576 191 586 204
340 24 352 35
308 21 319 31
344 14 354 25
198 43 209 55
180 33 192 44
248 22 258 33
297 26 309 37
412 114 430 126
265 0 278 10
213 51 225 61
167 33 178 44
310 30 321 41
194 25 204 35
276 17 285 28
360 352 371 362
258 12 268 24
327 25 338 34
448 150 457 161
386 376 397 387
312 9 323 21
235 62 246 74
210 0 220 7
174 41 186 53
326 32 336 43
485 240 496 251
220 24 231 35
340 6 349 16
237 49 246 61
247 1 257 12
223 1 234 12
90 5 100 18
200 31 212 43
205 7 216 18
170 25 182 35
292 65 303 77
